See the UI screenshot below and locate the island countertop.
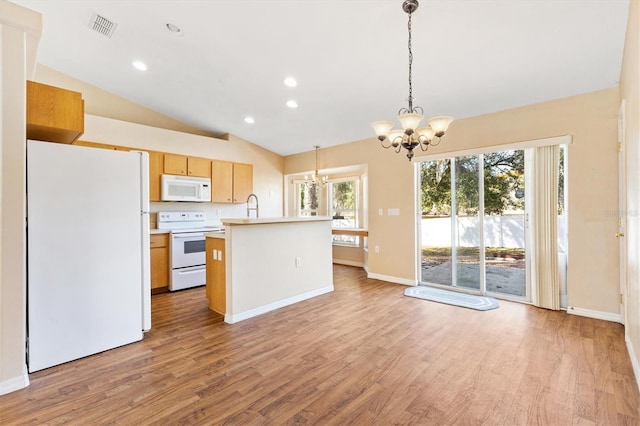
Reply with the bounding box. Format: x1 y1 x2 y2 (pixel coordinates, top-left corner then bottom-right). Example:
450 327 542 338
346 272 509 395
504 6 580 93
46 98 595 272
222 216 331 226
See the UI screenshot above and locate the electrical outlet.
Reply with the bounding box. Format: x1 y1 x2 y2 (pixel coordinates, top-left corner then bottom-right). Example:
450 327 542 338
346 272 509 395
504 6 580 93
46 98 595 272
375 245 380 253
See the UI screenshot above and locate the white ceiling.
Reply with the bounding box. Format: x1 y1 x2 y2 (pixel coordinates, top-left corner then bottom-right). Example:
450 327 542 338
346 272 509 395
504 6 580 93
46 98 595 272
13 0 630 156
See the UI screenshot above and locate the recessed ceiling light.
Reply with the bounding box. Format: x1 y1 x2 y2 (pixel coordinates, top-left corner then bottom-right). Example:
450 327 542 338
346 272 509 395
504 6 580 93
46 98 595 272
244 116 255 124
286 100 298 109
284 77 297 87
166 23 183 36
132 60 147 71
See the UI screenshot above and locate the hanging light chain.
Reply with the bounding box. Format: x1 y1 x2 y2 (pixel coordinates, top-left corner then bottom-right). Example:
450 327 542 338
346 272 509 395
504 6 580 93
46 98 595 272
407 10 414 113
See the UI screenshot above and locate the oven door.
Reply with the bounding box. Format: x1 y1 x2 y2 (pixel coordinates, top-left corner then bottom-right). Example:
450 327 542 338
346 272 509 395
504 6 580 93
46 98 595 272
171 232 206 269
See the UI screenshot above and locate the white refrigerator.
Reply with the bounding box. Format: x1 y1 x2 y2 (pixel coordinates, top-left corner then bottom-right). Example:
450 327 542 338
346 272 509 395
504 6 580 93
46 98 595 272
27 140 151 372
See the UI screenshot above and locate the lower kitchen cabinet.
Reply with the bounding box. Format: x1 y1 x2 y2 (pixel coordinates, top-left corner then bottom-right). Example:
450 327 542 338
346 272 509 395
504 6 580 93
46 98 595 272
150 233 169 293
206 237 226 314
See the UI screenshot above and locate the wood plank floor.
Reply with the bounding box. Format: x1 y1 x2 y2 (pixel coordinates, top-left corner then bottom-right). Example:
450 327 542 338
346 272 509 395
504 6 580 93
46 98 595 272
1 265 639 425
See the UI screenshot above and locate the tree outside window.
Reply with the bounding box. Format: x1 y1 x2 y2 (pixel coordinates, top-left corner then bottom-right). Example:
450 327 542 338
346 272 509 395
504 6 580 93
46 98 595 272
330 179 358 245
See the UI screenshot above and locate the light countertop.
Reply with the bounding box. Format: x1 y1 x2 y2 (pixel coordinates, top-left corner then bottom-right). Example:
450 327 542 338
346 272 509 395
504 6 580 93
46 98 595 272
205 231 226 239
150 229 170 235
222 216 332 226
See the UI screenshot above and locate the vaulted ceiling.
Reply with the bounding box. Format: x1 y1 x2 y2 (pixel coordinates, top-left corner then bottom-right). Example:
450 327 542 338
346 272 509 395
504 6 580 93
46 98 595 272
12 0 630 155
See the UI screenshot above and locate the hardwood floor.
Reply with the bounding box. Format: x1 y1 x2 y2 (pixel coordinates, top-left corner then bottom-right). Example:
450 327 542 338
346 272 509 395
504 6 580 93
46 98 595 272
1 265 639 425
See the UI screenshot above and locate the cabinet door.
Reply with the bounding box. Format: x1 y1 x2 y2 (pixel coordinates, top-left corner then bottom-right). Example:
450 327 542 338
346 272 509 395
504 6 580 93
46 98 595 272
233 163 253 203
211 160 234 203
164 154 187 175
150 234 169 291
27 81 85 144
148 151 164 202
206 237 226 314
187 157 211 178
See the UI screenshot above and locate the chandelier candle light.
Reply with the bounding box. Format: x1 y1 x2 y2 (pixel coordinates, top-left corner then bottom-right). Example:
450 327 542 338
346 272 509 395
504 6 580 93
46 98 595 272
305 145 328 188
371 0 453 160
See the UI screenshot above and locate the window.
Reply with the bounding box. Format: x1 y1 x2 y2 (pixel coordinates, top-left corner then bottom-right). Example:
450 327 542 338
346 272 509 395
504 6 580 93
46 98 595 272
296 182 322 217
330 179 359 246
294 176 363 246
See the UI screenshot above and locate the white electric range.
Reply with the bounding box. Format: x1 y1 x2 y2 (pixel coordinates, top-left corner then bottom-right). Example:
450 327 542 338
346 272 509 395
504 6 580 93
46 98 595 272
157 211 224 291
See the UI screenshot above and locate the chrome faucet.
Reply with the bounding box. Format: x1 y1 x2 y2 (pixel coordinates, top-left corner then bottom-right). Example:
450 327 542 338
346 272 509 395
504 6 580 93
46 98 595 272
246 193 259 218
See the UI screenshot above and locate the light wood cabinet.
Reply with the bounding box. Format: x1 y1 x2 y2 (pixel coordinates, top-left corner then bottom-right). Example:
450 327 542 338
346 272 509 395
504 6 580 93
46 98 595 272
211 160 253 203
163 154 187 175
233 162 253 202
206 237 226 314
164 154 211 178
150 233 169 293
148 151 164 202
187 156 211 178
27 81 84 144
211 160 234 202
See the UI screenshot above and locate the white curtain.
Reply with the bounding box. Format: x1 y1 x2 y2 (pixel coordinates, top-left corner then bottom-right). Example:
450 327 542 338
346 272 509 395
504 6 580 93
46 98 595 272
531 145 560 310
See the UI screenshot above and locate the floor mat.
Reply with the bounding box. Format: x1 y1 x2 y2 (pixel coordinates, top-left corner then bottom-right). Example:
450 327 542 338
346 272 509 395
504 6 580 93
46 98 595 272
404 286 499 311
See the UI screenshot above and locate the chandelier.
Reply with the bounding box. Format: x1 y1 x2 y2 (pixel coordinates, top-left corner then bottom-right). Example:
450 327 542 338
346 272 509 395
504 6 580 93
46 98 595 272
305 145 327 188
371 0 453 161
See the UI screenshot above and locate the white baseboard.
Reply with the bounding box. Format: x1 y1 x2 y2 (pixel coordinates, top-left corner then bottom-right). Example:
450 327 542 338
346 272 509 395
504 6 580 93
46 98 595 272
332 259 364 267
366 272 416 286
626 335 640 393
224 285 334 324
567 306 622 323
0 370 29 395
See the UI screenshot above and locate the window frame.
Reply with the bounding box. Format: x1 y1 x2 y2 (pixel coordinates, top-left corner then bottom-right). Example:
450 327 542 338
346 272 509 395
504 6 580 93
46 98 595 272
328 177 360 247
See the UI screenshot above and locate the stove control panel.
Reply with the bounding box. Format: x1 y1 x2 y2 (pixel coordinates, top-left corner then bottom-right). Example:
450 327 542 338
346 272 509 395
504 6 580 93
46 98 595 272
157 211 206 229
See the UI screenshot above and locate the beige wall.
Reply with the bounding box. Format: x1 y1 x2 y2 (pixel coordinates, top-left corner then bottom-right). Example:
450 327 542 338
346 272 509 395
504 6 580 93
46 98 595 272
0 0 40 395
285 88 622 313
620 0 640 383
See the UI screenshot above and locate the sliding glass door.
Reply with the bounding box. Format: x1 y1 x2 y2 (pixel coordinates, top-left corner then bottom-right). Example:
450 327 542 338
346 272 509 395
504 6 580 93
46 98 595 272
453 155 481 292
420 159 453 287
419 149 528 299
483 151 527 298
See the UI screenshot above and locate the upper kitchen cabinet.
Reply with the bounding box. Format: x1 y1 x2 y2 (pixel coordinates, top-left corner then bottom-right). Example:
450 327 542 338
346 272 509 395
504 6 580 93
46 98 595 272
211 160 253 203
148 151 164 202
233 162 253 202
164 154 211 178
27 81 84 144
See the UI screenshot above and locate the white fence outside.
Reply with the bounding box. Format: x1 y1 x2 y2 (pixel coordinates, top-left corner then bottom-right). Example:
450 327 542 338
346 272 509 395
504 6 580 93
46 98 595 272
421 215 567 252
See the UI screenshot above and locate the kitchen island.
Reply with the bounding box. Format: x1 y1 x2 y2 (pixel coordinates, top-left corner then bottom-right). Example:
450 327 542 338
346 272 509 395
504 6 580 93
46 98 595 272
206 217 333 324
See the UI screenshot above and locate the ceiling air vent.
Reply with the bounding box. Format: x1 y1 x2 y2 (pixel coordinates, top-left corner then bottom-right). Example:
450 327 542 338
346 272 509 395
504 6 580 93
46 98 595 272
87 12 117 38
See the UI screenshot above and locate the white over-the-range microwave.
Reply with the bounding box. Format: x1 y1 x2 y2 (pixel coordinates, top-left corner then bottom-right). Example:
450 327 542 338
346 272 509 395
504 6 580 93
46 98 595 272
161 174 211 202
